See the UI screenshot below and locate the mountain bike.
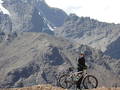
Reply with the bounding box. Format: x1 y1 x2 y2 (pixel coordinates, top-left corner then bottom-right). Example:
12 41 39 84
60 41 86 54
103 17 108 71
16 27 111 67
58 68 98 89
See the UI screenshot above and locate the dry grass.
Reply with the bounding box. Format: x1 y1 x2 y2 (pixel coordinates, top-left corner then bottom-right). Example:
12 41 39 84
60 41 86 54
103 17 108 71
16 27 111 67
0 85 120 90
0 85 67 90
90 87 120 90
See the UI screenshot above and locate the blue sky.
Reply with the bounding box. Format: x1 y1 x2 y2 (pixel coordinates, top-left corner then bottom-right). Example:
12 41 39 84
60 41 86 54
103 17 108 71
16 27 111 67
46 0 120 24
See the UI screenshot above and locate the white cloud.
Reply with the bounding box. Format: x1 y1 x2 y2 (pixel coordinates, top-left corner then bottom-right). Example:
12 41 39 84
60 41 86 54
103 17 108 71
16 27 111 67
0 0 10 15
45 0 120 24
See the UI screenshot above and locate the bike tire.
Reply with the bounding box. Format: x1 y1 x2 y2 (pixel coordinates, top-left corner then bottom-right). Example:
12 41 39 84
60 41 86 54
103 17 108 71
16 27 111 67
58 74 73 89
82 75 98 89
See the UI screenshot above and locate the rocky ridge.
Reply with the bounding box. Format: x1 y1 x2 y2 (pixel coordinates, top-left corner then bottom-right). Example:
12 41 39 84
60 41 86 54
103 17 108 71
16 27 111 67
55 14 120 58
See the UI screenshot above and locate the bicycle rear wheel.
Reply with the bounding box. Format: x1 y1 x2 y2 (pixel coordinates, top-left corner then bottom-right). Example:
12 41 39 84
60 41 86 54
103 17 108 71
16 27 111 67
59 74 73 89
83 75 98 89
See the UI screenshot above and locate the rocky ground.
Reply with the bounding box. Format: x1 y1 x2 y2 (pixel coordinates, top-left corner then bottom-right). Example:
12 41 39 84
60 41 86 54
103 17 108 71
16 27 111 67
0 85 119 90
0 84 66 90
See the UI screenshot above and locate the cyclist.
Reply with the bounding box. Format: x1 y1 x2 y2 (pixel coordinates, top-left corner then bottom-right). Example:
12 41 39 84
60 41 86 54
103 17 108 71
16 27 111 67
76 53 87 89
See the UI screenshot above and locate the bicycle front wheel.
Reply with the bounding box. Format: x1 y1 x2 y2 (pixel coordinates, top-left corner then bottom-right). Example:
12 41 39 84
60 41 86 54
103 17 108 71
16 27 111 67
83 75 98 89
59 74 73 89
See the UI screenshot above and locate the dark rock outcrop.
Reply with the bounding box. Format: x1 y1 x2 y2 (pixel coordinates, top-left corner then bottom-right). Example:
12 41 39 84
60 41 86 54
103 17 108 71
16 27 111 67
105 37 120 59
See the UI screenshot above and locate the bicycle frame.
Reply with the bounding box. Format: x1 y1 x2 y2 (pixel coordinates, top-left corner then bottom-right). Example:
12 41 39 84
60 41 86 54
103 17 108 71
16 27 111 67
67 70 87 84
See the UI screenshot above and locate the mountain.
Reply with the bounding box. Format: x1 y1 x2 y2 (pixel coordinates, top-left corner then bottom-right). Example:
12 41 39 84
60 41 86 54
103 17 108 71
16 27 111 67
0 0 120 88
0 0 67 36
0 0 120 59
0 32 119 88
36 0 68 27
55 14 120 54
1 0 52 34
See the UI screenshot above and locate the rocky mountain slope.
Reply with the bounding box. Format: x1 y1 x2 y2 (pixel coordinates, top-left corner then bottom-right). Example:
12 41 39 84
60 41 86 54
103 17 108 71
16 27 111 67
0 32 119 88
1 0 51 34
0 0 67 35
36 0 68 27
0 12 12 33
105 37 120 59
1 0 120 59
55 14 120 58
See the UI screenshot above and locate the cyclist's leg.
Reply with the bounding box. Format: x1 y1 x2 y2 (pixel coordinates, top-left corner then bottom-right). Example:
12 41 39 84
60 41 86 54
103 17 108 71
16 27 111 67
77 67 84 89
77 66 83 72
76 76 83 89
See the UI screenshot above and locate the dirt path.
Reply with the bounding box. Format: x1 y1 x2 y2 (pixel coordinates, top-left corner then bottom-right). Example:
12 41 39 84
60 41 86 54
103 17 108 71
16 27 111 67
0 85 119 90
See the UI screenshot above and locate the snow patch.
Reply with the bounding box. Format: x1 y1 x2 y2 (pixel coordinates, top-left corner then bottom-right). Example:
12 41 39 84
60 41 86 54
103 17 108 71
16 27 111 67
43 17 55 31
47 24 55 31
38 12 41 15
0 0 10 15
